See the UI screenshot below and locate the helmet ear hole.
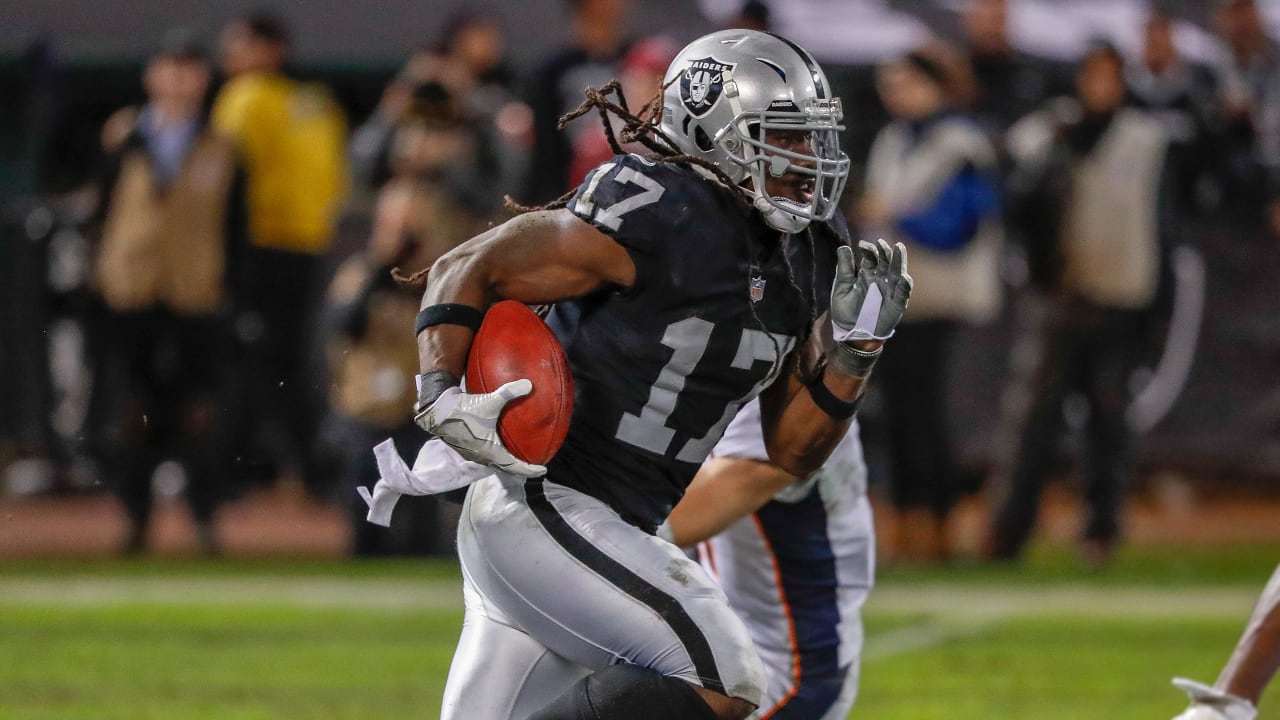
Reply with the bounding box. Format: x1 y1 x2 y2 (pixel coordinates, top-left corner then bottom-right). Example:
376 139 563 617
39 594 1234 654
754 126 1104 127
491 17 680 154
694 125 714 152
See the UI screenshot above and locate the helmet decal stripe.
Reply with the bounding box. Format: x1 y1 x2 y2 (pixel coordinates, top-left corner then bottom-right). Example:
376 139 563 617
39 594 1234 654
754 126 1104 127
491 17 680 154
755 57 787 81
764 32 826 99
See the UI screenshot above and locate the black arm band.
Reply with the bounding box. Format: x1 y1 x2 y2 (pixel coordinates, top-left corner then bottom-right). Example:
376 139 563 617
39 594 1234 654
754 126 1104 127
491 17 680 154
415 303 485 336
806 372 863 420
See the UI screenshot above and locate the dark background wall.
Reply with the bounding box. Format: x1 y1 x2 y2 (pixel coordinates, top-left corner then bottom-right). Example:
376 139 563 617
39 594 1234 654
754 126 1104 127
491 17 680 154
0 0 714 66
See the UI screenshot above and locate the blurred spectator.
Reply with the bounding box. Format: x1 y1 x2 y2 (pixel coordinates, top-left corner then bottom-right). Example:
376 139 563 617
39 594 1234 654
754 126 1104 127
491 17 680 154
565 35 679 187
1126 12 1218 218
1217 0 1276 120
321 93 483 555
1212 0 1278 226
859 42 1003 563
348 48 435 193
960 0 1057 138
349 11 530 212
522 0 631 205
989 43 1170 567
212 12 348 494
439 12 531 212
91 34 243 554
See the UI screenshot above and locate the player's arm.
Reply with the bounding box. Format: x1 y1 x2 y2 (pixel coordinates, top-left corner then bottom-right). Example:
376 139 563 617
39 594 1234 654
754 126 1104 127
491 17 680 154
759 240 911 478
1219 564 1280 703
1172 564 1280 720
417 208 634 377
663 457 796 547
757 346 870 479
412 208 635 476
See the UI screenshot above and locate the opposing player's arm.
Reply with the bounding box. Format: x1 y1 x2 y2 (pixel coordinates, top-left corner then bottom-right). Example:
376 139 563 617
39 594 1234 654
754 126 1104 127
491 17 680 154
416 208 635 379
1171 564 1280 720
759 240 911 478
1219 564 1280 702
664 457 797 546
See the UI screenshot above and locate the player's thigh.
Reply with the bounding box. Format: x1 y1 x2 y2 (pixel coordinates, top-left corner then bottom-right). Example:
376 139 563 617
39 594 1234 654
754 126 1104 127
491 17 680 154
442 572 590 720
458 473 765 704
703 493 875 718
749 652 854 720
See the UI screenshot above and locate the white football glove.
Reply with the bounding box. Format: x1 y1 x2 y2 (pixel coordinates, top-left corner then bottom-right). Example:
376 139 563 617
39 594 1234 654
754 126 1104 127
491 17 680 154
414 380 546 478
831 239 913 342
1170 678 1257 720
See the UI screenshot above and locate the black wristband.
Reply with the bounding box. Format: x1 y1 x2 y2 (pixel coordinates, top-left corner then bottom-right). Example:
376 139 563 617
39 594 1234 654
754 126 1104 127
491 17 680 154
806 372 862 420
416 304 485 336
829 342 882 378
415 370 461 414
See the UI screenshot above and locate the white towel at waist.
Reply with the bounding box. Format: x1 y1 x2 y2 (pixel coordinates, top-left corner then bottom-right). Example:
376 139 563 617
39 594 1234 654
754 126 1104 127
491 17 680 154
358 437 500 527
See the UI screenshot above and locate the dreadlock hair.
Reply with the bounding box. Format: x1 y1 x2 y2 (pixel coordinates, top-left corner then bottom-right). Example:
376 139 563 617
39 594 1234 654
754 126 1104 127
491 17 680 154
397 79 823 379
502 79 757 215
394 79 754 285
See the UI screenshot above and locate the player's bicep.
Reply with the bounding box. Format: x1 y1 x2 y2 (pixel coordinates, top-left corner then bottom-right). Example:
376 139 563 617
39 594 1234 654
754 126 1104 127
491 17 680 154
568 157 677 289
426 208 634 309
487 209 637 301
421 157 669 339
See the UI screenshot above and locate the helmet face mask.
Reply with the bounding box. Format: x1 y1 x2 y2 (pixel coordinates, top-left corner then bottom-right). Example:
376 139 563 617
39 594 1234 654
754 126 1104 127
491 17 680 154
726 99 850 232
659 30 850 233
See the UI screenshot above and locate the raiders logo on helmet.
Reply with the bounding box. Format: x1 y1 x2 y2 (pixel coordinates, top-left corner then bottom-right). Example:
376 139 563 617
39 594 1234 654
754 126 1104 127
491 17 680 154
680 57 736 118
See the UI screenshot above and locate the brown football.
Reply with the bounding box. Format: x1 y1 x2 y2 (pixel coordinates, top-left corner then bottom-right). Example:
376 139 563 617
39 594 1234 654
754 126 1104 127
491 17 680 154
465 300 574 465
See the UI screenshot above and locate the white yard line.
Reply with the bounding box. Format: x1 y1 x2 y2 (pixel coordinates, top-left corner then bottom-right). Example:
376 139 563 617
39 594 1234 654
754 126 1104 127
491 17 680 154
866 584 1260 619
0 576 1260 626
861 584 1260 662
864 617 1002 661
0 576 462 610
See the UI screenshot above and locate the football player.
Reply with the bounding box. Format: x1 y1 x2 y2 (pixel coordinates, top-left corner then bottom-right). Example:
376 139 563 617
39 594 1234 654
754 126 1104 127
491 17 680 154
403 30 911 720
665 398 872 720
1171 564 1280 720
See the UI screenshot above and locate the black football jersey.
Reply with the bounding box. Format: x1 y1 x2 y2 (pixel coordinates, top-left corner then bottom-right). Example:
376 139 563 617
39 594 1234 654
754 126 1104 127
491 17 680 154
543 154 847 530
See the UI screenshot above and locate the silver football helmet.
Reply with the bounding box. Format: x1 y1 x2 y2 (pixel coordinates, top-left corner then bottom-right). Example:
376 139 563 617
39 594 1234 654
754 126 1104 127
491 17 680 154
659 29 850 233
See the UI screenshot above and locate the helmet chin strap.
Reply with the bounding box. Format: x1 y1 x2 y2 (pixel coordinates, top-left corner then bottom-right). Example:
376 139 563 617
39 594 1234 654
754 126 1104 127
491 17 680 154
754 195 810 233
749 160 810 233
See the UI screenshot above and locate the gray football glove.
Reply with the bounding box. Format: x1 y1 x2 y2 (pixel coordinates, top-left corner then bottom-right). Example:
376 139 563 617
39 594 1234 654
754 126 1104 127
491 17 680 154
415 380 547 478
831 239 912 343
1170 678 1257 720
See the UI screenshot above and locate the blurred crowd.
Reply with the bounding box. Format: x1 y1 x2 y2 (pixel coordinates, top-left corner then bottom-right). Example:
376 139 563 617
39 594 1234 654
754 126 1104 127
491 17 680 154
1 0 1278 564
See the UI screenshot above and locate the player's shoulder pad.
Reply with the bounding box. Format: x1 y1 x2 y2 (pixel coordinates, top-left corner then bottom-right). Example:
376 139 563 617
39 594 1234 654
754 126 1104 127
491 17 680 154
569 153 708 244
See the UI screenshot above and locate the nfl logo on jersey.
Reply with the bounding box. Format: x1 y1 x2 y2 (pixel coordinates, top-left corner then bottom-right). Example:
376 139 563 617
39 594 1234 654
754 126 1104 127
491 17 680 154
749 276 766 303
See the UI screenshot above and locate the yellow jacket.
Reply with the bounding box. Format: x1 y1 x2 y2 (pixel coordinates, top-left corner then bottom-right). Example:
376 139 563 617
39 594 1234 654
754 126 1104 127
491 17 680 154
212 72 347 253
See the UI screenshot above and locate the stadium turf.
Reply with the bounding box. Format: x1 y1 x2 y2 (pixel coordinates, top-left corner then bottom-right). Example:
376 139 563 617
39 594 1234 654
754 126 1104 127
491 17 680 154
0 545 1274 719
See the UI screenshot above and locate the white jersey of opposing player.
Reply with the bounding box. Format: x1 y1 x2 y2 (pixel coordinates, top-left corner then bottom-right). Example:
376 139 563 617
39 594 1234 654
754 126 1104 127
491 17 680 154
700 397 875 720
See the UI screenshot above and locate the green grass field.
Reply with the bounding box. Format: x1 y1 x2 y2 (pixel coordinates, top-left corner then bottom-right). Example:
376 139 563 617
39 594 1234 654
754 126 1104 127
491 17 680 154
0 545 1275 719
